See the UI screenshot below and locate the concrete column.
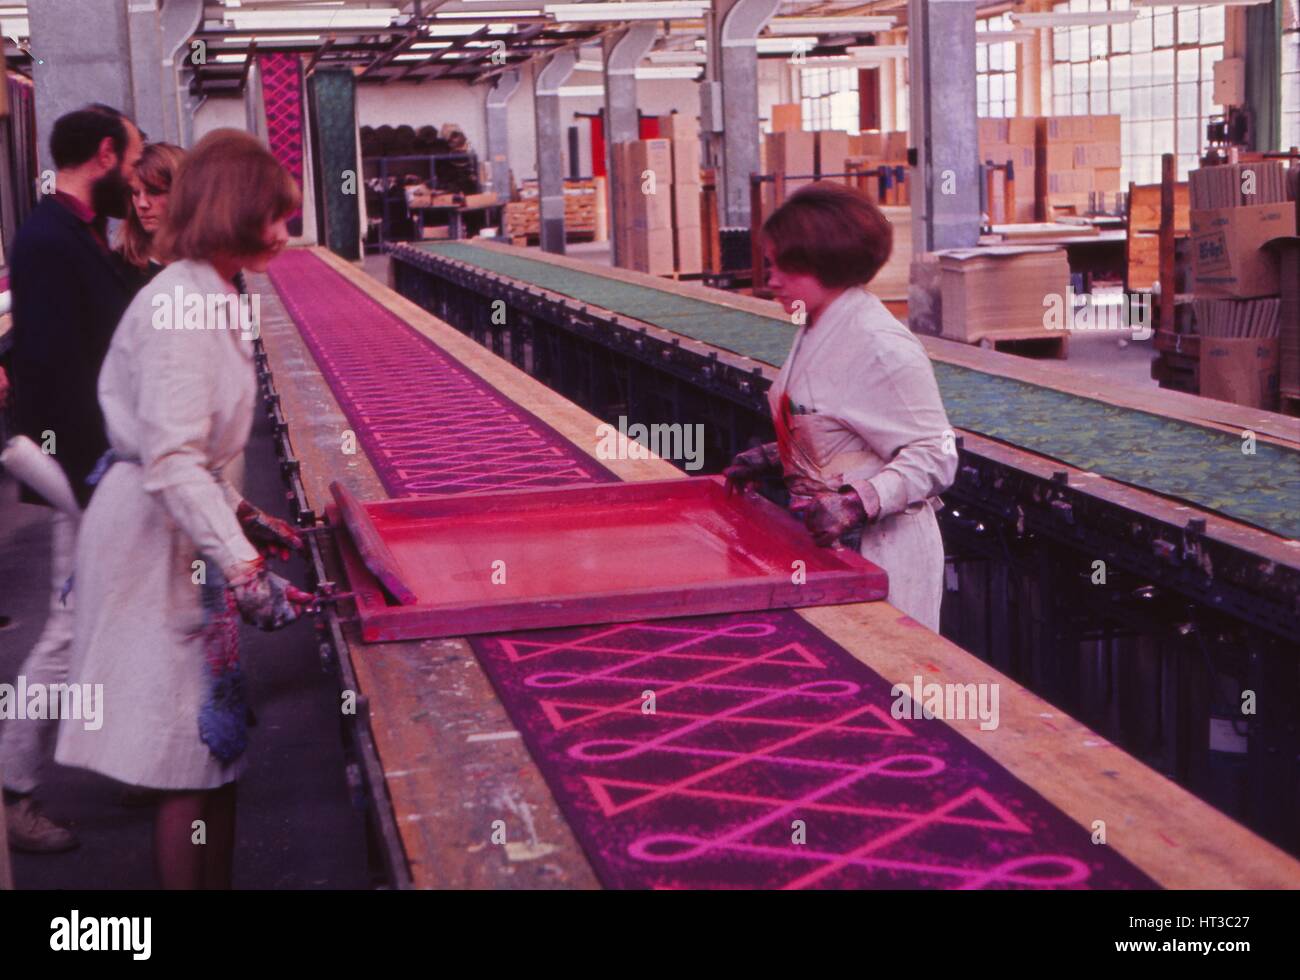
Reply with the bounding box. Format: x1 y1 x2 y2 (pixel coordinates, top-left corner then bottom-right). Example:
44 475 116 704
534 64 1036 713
710 0 779 228
485 69 521 201
908 0 981 251
28 0 134 177
534 49 576 254
603 23 656 265
159 0 203 146
127 1 166 142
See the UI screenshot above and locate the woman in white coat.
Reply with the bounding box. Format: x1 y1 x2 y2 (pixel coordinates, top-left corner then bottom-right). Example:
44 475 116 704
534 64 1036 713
725 183 957 631
55 129 312 889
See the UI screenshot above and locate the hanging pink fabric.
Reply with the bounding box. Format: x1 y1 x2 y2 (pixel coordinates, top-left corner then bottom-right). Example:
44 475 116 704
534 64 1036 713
258 52 305 236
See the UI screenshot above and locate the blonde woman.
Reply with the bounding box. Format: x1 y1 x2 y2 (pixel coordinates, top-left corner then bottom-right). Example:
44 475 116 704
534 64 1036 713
113 141 185 292
56 130 312 889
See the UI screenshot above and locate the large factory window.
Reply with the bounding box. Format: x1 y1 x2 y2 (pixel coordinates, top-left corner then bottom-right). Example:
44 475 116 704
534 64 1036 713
1050 0 1225 184
800 66 860 132
977 11 1019 118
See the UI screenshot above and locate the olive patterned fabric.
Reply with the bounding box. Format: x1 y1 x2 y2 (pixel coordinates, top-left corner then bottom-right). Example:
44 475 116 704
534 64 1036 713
415 242 1300 539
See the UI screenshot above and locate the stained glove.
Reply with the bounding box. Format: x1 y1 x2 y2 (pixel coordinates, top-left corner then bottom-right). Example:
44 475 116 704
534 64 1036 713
803 489 870 548
227 559 313 631
723 442 782 496
236 500 304 561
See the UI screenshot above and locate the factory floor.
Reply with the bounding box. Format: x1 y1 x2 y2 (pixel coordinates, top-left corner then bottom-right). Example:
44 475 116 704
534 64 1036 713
0 407 371 889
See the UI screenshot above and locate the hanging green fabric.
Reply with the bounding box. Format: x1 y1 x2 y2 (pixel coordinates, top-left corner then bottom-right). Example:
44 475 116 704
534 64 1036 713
307 69 362 261
1245 0 1283 152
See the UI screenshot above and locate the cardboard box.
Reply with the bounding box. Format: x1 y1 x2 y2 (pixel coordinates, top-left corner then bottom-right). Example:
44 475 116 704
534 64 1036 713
672 181 702 229
1199 337 1279 408
978 119 1010 144
625 139 673 231
1007 117 1038 145
884 131 909 160
1046 170 1094 195
675 223 704 275
1190 203 1298 298
1043 140 1077 171
460 191 498 209
420 224 451 240
1074 143 1122 169
629 227 675 276
1040 114 1120 144
766 131 815 176
669 136 701 185
771 103 802 133
857 132 884 157
815 130 852 177
1093 168 1122 193
658 113 699 141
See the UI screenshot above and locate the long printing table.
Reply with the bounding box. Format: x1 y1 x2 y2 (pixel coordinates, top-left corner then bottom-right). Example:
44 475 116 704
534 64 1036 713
250 246 1300 889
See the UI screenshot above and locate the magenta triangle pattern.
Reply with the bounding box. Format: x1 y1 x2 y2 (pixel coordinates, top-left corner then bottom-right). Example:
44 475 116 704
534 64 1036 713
258 52 305 236
267 250 1157 889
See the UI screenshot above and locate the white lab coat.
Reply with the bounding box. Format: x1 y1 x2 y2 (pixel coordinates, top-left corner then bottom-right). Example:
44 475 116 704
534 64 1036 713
55 259 261 790
769 286 957 629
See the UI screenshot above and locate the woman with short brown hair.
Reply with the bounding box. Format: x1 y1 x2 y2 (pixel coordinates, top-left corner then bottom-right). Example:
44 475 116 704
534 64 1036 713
725 182 957 629
56 129 312 889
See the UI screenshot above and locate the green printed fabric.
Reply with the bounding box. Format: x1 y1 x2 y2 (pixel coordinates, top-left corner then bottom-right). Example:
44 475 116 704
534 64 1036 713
416 242 1300 539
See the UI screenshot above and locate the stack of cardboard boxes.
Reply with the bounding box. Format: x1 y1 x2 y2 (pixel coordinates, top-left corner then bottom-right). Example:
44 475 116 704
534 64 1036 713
612 139 675 275
1038 115 1122 216
612 118 704 276
1187 159 1297 408
977 117 1039 223
660 113 702 275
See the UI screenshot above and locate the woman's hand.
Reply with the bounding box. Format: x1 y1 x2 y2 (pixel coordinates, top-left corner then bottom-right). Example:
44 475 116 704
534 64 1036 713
236 500 304 561
804 489 869 547
227 559 313 631
723 442 781 496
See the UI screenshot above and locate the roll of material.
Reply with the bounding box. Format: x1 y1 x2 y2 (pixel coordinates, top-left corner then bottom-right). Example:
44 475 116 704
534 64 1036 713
0 435 82 517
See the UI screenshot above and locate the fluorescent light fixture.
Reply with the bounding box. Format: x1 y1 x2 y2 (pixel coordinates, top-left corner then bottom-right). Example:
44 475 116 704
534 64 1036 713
845 44 909 59
421 22 512 35
411 41 455 49
1011 11 1138 27
755 36 818 54
558 84 606 97
635 65 701 79
767 16 896 34
242 35 319 43
646 50 707 64
225 8 400 30
545 3 709 23
0 17 29 36
436 9 541 16
575 59 604 72
213 53 253 63
1133 0 1270 5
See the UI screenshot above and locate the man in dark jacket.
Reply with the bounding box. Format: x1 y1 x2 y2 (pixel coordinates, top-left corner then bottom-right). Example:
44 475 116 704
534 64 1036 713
1 104 142 853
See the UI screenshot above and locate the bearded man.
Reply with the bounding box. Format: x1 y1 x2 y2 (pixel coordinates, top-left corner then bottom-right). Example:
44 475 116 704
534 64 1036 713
2 103 143 853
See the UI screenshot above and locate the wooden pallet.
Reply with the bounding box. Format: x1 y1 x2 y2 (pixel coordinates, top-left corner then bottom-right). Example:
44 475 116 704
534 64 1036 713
975 334 1069 360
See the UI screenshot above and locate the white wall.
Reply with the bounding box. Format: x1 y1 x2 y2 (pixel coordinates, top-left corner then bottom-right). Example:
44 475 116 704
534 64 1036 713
193 96 247 142
195 70 755 193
